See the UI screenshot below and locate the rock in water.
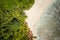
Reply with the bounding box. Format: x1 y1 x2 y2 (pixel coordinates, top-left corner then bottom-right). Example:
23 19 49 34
37 0 60 40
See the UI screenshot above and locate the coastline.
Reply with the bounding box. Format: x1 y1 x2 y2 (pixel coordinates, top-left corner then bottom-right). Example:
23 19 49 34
25 0 55 40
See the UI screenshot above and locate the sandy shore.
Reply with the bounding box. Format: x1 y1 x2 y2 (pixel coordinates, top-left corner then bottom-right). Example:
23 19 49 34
25 0 55 39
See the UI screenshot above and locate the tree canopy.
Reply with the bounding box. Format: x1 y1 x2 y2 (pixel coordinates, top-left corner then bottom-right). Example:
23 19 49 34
0 0 34 40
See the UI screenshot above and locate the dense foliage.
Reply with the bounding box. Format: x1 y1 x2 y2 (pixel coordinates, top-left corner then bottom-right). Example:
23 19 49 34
0 0 34 40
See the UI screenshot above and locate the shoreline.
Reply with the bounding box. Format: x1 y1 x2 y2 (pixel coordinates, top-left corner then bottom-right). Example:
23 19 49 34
25 0 55 40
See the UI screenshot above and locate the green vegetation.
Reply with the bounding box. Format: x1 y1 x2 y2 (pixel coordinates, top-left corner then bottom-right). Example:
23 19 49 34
0 0 34 40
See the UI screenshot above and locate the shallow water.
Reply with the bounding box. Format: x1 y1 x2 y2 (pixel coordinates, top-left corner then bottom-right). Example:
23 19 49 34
36 0 60 40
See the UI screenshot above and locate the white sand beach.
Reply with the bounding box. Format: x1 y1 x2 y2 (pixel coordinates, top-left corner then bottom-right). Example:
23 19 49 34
25 0 55 39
